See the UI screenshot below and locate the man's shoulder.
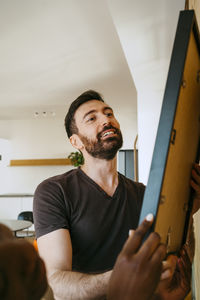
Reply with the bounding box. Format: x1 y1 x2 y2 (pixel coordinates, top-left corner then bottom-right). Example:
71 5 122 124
119 172 145 191
35 168 80 192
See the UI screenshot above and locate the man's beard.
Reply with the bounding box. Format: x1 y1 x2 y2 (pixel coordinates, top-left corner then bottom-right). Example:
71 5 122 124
79 125 123 160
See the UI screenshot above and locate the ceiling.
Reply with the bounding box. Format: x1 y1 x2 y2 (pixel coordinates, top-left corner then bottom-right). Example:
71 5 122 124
0 0 137 120
0 0 185 120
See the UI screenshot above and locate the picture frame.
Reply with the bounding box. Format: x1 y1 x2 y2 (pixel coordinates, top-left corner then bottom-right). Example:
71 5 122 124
139 10 200 254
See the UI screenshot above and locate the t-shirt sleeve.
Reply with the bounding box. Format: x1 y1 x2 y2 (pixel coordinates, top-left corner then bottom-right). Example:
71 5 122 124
33 179 71 239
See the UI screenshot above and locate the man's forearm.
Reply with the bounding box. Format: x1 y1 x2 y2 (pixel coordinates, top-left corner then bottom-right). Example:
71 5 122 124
49 269 112 300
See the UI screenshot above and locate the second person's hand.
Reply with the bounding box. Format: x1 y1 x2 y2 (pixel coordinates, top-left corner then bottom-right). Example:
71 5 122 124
107 214 166 300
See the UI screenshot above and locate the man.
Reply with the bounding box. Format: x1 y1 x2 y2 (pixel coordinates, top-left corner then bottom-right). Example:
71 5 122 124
0 223 47 300
33 90 199 299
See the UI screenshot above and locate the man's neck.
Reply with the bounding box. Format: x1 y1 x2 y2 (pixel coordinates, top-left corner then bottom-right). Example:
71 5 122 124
81 155 118 197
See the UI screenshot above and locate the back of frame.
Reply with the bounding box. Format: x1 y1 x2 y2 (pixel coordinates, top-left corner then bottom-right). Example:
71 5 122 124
139 10 200 254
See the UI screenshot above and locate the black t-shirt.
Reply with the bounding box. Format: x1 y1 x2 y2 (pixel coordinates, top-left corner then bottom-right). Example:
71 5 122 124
33 168 145 273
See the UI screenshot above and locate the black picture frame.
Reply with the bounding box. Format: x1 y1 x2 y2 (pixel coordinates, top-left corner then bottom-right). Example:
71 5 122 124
139 10 200 254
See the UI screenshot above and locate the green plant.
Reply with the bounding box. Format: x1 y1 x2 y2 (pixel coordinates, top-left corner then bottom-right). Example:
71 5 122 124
68 151 84 167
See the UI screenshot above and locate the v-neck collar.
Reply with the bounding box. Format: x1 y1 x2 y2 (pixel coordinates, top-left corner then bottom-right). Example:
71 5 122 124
77 167 121 199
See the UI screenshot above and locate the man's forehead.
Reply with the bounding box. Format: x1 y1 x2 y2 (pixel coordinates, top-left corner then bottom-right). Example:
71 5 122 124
75 100 112 116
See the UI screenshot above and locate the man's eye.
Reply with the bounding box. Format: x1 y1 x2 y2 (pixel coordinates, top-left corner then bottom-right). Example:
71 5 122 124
106 112 113 117
87 116 95 122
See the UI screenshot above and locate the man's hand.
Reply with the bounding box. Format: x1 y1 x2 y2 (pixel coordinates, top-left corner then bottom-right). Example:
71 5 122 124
0 225 47 300
107 214 166 300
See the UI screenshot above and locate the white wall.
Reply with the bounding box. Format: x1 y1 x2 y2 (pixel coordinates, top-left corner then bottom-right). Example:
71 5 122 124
0 118 74 195
108 0 185 183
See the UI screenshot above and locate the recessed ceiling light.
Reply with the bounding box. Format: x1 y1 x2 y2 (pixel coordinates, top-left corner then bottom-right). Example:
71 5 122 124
34 112 39 117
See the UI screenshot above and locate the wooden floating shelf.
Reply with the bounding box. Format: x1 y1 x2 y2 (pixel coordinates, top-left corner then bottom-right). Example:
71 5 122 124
10 158 72 166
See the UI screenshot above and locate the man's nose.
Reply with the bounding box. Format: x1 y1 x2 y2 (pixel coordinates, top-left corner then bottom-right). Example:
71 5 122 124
101 115 110 127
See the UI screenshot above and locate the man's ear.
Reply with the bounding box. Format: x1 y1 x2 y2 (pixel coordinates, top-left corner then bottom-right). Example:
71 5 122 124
70 134 84 151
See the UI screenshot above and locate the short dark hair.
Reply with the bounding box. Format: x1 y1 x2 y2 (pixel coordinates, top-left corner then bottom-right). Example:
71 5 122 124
64 90 104 138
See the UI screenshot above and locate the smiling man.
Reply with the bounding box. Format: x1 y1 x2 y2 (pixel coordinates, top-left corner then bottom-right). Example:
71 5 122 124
33 90 198 300
73 101 123 161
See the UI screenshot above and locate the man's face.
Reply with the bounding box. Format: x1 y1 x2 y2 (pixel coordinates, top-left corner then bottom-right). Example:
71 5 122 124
73 100 123 160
